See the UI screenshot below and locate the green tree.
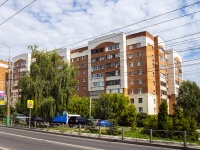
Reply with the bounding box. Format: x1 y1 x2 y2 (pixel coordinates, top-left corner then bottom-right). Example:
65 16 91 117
177 80 200 121
144 115 158 129
136 112 149 127
94 93 137 126
173 106 197 132
67 96 90 118
158 100 172 130
18 45 77 121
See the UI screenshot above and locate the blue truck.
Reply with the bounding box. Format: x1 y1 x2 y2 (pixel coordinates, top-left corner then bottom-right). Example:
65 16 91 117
53 111 80 124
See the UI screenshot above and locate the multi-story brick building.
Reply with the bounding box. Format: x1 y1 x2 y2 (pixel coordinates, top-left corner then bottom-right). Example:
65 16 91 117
70 31 182 114
11 53 32 105
0 60 8 104
10 31 182 114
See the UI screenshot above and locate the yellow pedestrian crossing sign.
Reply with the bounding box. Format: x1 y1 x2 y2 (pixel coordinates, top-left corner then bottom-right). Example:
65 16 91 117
27 100 34 108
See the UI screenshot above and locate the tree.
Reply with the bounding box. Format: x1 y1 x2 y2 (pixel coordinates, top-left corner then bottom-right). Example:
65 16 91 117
18 45 77 121
158 100 172 130
94 93 137 126
177 80 200 121
67 96 90 118
173 105 197 132
136 112 149 127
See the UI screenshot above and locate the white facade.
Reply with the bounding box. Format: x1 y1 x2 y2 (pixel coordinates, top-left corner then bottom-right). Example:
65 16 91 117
166 49 182 95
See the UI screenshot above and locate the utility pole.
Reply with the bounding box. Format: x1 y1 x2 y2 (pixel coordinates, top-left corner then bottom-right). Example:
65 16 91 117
89 98 91 118
0 42 11 126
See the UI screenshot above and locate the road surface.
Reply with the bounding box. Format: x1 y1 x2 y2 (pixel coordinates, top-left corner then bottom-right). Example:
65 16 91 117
0 127 179 150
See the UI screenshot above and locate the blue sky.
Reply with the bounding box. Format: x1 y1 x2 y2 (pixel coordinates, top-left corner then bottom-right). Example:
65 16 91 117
0 0 200 85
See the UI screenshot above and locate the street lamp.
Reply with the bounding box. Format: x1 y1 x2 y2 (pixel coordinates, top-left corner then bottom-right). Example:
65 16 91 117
0 42 11 126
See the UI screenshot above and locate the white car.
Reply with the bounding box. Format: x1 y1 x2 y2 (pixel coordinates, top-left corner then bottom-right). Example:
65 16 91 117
16 114 28 122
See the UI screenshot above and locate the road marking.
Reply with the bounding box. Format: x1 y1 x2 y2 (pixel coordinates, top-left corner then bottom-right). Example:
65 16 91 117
0 147 10 150
0 131 104 150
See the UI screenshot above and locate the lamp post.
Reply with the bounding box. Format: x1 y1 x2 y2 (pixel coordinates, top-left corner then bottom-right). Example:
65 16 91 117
0 42 11 126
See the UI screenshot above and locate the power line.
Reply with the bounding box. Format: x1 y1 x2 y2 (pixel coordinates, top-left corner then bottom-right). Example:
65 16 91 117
0 0 8 8
0 0 37 26
58 1 200 49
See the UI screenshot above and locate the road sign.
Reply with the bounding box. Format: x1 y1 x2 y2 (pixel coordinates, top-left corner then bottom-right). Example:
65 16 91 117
27 100 34 108
0 100 4 105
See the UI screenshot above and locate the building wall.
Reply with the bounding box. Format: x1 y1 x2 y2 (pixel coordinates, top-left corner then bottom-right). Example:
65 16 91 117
12 53 31 105
0 60 8 101
10 31 182 115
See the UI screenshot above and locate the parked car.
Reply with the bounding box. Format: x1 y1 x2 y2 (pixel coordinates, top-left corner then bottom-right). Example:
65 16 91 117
68 116 88 126
26 116 46 124
94 119 102 125
97 120 111 127
16 114 28 122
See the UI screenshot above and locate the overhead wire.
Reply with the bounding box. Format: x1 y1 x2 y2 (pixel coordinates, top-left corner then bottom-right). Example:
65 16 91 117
0 0 37 26
0 0 8 8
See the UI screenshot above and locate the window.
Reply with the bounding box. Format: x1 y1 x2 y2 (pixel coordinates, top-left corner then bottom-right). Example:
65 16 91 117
82 70 86 75
137 52 142 57
106 71 120 77
82 86 86 90
160 56 166 62
138 98 143 103
136 43 141 48
160 73 166 79
154 99 155 104
92 65 104 70
130 89 134 94
107 44 119 51
106 62 119 68
91 48 104 54
131 98 134 103
128 54 133 59
138 79 142 84
130 80 134 85
77 57 80 61
92 81 104 87
129 62 134 67
139 107 143 112
138 88 142 94
77 79 79 83
83 63 86 68
137 61 142 66
159 48 165 54
106 80 120 86
76 86 80 90
82 56 86 60
71 58 73 62
92 73 104 78
129 45 133 50
130 71 134 76
92 56 104 62
154 108 156 113
82 78 86 82
77 71 80 76
138 70 142 75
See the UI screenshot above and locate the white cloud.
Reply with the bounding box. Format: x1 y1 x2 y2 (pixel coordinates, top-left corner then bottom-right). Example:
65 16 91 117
0 0 200 85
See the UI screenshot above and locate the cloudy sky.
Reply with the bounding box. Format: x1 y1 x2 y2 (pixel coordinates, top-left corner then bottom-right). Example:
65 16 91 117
0 0 200 85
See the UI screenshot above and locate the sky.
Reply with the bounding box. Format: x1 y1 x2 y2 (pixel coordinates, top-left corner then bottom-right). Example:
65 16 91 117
0 0 200 85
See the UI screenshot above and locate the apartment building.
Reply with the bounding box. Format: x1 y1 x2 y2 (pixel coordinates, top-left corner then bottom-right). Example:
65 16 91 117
0 60 8 104
10 31 182 114
70 31 182 114
11 53 32 105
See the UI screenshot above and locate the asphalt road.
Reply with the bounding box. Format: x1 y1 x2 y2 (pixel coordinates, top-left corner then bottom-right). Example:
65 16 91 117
0 127 180 150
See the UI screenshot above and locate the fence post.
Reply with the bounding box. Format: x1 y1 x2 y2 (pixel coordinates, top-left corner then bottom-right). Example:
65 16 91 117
47 123 49 131
150 129 153 143
62 123 64 134
78 124 81 135
183 131 187 147
98 126 101 138
122 127 124 140
34 121 36 129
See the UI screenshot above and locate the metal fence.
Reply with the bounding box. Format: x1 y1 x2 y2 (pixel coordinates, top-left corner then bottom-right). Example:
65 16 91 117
0 119 199 148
